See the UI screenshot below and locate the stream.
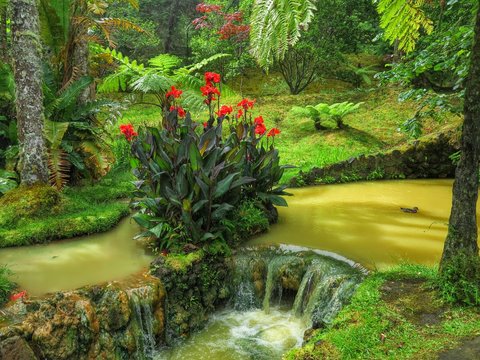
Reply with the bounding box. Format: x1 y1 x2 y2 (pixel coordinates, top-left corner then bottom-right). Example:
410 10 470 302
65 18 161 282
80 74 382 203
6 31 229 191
0 179 473 359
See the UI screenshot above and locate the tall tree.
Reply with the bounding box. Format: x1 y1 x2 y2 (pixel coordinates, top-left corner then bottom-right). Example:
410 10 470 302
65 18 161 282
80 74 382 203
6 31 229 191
11 0 49 185
441 5 480 266
0 1 7 62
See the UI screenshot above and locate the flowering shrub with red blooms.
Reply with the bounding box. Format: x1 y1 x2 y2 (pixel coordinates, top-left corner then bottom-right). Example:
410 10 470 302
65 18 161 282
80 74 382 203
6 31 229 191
120 124 138 141
205 72 221 85
127 71 290 250
165 85 182 99
267 128 281 137
193 3 250 42
196 3 222 13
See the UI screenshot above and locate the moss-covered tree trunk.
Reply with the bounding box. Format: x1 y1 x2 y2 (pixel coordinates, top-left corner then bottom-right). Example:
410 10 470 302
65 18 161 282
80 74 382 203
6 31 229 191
0 4 8 62
11 0 49 186
440 6 480 267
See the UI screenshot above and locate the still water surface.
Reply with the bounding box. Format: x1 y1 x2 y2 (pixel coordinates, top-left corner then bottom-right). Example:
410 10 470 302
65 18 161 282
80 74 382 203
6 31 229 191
0 179 470 295
0 218 152 296
247 179 471 269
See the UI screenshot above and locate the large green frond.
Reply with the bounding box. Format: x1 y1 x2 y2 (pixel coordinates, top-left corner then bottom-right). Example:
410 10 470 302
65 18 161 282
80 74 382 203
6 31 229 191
250 0 316 69
377 0 434 53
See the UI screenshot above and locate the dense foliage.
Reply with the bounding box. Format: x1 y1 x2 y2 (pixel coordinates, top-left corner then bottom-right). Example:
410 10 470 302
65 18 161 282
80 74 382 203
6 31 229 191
125 72 288 250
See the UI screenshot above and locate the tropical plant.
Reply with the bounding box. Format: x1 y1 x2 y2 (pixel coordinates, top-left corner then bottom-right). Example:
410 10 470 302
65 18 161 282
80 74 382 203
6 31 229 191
126 72 288 250
291 101 363 130
249 0 317 68
43 68 117 188
98 47 231 112
0 169 17 196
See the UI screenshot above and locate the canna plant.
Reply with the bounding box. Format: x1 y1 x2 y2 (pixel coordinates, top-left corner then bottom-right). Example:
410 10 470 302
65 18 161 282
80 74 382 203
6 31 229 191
125 72 289 250
290 101 363 130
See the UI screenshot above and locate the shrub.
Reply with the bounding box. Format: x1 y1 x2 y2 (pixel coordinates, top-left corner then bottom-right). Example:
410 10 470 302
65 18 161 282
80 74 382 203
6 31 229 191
0 266 15 305
436 252 480 306
230 200 270 245
126 72 289 249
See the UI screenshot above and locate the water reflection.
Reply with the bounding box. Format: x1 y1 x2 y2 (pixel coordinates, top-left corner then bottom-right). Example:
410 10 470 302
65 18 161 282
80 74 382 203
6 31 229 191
247 179 474 269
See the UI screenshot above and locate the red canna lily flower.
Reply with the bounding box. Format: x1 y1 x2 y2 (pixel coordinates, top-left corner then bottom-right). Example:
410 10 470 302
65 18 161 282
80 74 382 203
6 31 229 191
10 290 27 302
119 124 138 141
254 116 264 125
236 109 243 119
170 106 186 117
267 128 281 137
200 84 221 97
203 121 208 128
255 123 267 135
165 85 183 99
237 98 255 110
205 72 221 85
217 105 233 117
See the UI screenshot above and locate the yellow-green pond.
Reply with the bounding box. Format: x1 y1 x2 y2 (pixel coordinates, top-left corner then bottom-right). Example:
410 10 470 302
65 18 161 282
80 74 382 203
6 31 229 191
0 179 474 296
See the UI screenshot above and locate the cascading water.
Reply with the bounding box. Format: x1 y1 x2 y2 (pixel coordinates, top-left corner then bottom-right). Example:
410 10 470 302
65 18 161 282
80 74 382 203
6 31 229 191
157 247 364 360
128 286 158 359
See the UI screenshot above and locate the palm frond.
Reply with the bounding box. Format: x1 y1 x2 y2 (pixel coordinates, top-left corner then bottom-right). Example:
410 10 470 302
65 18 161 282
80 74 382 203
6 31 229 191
44 120 69 149
250 0 316 69
377 0 433 53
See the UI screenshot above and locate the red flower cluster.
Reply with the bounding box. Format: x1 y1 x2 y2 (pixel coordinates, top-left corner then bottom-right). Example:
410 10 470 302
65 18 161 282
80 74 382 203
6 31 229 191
192 16 210 30
166 85 182 99
201 80 221 105
254 116 266 135
170 105 186 117
193 4 249 43
237 98 255 110
267 128 281 137
217 105 233 117
196 3 222 13
120 124 138 141
10 290 27 302
205 72 221 85
219 22 250 41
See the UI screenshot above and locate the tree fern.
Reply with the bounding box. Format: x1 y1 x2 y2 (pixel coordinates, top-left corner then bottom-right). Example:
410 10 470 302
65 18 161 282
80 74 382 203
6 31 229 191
376 0 434 53
250 0 317 69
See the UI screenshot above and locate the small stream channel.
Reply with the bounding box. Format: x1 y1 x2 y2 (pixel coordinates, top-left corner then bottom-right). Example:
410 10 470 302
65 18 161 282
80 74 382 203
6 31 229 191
0 179 472 359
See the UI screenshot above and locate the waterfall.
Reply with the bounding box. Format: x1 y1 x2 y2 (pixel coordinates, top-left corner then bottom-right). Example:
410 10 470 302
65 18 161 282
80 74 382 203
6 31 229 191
231 247 364 327
128 286 157 360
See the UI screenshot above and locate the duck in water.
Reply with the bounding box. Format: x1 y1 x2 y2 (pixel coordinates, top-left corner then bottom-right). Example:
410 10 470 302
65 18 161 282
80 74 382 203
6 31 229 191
400 206 419 213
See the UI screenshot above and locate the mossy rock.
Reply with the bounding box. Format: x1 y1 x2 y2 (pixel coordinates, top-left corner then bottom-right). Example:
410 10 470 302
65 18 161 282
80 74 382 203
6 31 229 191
0 185 62 227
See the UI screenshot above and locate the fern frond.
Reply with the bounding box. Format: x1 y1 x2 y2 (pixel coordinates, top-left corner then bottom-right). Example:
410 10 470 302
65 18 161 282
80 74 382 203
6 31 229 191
250 0 316 69
377 0 433 53
80 140 112 178
148 54 181 73
48 148 70 190
44 120 69 148
131 72 174 94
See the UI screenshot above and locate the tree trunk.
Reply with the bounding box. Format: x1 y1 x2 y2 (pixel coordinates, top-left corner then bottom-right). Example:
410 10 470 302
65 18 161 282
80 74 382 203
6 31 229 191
11 0 49 186
440 6 480 267
72 37 91 105
0 5 8 62
164 0 180 53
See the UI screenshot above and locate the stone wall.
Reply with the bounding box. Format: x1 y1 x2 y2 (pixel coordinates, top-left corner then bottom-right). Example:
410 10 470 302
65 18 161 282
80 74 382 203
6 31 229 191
0 276 165 360
290 128 461 187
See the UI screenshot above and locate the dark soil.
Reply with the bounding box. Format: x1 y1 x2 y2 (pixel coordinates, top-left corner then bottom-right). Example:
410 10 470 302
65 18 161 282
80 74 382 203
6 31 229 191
381 278 446 326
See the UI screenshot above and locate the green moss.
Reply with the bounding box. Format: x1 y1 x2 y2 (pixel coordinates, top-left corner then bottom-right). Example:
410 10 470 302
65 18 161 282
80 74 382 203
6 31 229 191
164 251 204 273
287 264 480 360
0 172 134 247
